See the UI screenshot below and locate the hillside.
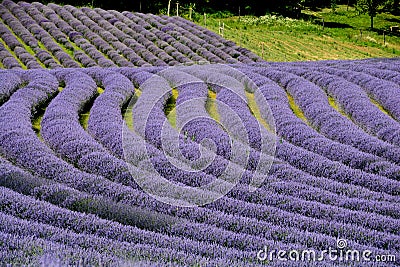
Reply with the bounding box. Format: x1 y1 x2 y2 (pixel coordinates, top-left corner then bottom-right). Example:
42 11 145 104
201 5 400 61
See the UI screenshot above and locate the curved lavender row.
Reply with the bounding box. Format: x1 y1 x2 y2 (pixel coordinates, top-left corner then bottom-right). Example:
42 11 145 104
131 70 237 181
54 65 400 205
0 212 204 267
208 67 400 196
133 69 400 238
87 67 400 224
86 69 138 157
318 64 400 122
0 131 268 264
285 67 400 146
0 160 263 266
215 77 400 192
0 69 148 204
87 70 219 187
42 69 197 201
41 68 229 205
10 161 398 260
86 68 400 249
2 95 396 266
0 231 130 266
253 67 400 165
0 72 328 262
2 166 399 267
208 76 400 234
347 59 400 73
0 71 22 104
0 177 316 265
3 68 400 264
0 152 348 266
24 168 400 258
129 67 400 201
0 188 250 267
239 66 400 179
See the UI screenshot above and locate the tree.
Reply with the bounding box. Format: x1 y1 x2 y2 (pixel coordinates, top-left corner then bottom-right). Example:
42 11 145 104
356 0 385 28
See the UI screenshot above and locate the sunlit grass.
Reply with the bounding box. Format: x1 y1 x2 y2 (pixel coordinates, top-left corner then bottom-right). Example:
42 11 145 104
369 96 391 117
123 89 141 131
287 92 309 123
205 89 220 122
165 88 178 128
245 91 273 132
197 5 400 62
79 87 104 130
328 95 349 118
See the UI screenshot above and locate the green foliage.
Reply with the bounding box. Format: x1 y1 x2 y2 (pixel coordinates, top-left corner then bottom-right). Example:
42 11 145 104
355 0 386 27
331 0 338 12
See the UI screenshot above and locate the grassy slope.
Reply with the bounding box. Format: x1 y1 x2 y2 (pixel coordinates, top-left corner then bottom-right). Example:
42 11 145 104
198 5 400 61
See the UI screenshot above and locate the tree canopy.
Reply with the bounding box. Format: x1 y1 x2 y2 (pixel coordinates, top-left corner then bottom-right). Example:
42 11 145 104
41 0 397 19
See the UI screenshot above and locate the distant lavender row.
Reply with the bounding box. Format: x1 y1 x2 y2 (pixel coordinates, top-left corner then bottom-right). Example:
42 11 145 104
0 0 261 69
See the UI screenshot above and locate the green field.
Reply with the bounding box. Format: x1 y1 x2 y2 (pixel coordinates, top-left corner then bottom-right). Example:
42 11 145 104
198 5 400 61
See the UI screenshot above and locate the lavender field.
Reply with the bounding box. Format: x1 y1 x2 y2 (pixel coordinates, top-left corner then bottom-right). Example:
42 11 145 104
0 0 261 69
1 1 400 267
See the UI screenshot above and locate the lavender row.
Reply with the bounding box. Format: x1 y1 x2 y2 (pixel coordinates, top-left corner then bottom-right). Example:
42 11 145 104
0 41 22 69
0 70 22 104
0 155 262 265
0 186 248 267
84 65 400 221
79 65 400 207
0 230 132 266
1 157 396 262
318 64 400 122
78 68 400 249
2 0 69 68
203 73 400 233
129 68 400 239
285 67 400 146
239 66 400 179
1 117 398 266
248 66 400 166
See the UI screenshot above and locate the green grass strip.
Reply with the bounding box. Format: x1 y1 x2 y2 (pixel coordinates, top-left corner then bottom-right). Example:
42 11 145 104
79 87 104 130
245 91 273 132
287 91 309 124
327 95 349 118
123 89 141 131
205 89 220 122
369 96 391 117
165 88 178 128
